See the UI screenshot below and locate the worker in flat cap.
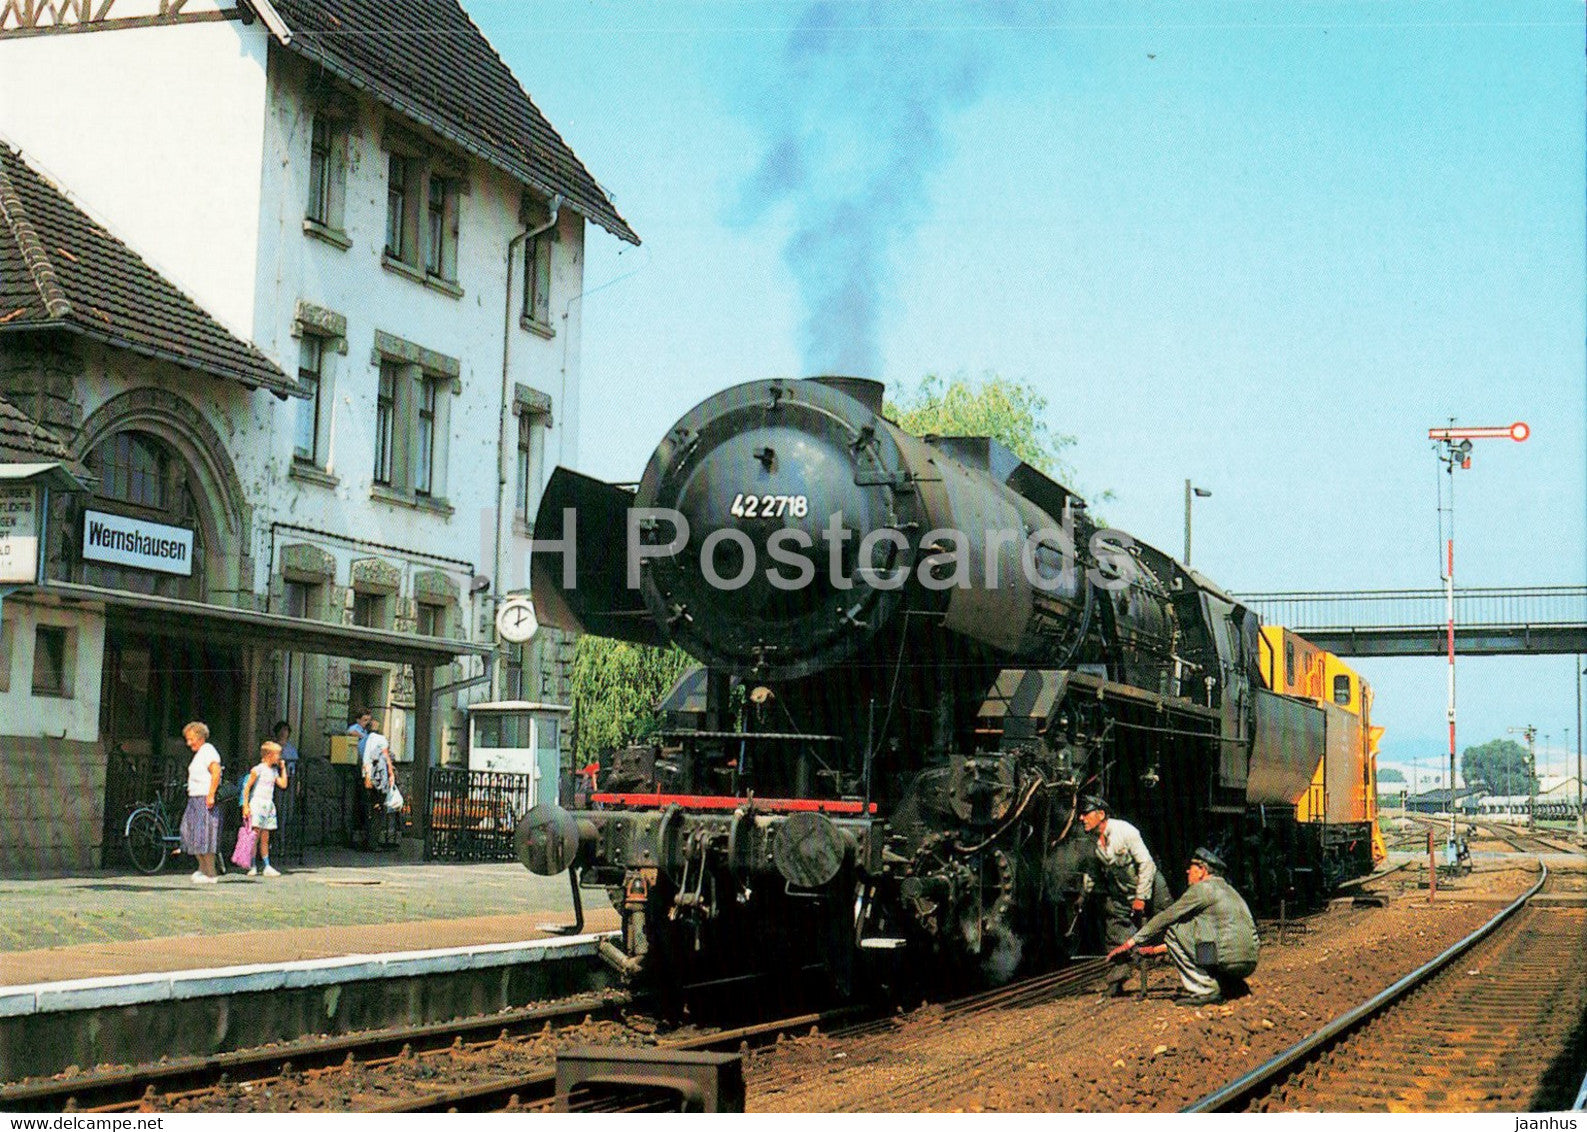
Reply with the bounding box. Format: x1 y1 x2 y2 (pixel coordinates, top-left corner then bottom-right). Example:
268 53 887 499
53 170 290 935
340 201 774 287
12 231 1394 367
1078 796 1170 997
1108 847 1259 1006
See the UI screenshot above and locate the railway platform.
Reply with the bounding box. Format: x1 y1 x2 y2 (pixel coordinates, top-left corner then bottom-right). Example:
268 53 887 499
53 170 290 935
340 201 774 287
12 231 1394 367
0 853 615 985
0 855 620 1082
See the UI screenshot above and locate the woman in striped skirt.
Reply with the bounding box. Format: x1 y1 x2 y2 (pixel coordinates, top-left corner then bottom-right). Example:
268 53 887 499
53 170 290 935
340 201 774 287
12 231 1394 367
180 721 223 883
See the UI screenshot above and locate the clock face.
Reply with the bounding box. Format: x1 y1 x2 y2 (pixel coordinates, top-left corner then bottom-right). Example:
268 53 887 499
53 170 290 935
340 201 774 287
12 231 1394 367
495 597 539 643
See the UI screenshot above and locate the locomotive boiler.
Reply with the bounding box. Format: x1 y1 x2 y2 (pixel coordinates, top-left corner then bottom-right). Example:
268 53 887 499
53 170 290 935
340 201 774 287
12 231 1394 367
520 377 1376 996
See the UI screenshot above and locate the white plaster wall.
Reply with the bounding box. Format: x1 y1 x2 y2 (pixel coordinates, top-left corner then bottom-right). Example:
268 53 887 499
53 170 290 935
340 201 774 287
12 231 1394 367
0 10 270 339
248 50 586 606
2 21 600 763
0 598 105 744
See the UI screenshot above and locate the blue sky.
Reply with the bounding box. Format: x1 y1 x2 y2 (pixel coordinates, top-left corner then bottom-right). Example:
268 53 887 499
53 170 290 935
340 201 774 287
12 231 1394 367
473 0 1587 779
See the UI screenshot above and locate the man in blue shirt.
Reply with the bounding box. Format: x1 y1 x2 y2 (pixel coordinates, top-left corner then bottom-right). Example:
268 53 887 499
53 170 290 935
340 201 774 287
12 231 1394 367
347 710 373 847
348 710 371 756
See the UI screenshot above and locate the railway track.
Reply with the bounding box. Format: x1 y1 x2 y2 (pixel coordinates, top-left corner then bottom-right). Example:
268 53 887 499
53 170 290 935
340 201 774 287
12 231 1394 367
385 960 1115 1112
1391 814 1583 857
0 989 635 1113
1186 865 1587 1112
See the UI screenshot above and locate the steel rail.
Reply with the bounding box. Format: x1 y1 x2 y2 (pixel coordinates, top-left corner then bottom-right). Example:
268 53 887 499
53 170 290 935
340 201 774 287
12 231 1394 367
1183 864 1550 1113
376 1004 871 1113
386 957 1119 1112
0 989 631 1113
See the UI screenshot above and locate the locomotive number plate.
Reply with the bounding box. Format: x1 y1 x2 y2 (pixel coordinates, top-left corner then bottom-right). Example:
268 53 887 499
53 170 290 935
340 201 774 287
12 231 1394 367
730 493 809 519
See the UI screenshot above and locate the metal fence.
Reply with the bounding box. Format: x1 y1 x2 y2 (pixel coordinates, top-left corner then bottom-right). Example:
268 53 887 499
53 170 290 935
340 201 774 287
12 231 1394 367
1237 586 1587 632
424 766 533 862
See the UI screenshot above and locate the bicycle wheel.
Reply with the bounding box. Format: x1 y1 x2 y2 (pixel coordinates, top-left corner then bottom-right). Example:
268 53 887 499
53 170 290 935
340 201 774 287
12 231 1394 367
125 809 168 875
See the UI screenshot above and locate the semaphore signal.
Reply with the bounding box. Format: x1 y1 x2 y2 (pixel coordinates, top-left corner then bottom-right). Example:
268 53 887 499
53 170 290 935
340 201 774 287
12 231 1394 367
1429 419 1530 842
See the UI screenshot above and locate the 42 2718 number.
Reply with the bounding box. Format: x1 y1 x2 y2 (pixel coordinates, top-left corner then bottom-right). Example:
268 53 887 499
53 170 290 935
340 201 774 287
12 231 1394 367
729 493 809 519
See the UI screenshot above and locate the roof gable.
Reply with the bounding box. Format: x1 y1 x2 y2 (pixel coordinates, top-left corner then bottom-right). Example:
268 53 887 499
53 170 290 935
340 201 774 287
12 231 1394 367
266 0 638 245
0 145 295 398
0 391 74 466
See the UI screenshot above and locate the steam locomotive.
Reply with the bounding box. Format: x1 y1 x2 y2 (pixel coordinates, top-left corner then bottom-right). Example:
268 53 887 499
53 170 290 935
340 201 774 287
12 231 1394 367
519 377 1380 995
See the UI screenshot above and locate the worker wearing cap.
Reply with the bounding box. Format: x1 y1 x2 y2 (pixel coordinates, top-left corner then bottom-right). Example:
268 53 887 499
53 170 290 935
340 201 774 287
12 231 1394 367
1109 847 1259 1006
1078 796 1169 996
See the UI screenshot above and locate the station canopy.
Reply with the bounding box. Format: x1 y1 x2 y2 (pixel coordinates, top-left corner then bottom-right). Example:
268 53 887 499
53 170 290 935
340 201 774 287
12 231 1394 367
38 581 492 668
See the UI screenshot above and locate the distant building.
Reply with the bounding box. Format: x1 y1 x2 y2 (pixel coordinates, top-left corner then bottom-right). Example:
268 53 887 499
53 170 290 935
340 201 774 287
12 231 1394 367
1403 786 1487 815
0 0 636 870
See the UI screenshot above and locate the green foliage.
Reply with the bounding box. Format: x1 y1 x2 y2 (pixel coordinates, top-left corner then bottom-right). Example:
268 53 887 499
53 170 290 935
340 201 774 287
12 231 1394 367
570 636 693 763
886 373 1075 478
1461 738 1536 794
1377 766 1406 783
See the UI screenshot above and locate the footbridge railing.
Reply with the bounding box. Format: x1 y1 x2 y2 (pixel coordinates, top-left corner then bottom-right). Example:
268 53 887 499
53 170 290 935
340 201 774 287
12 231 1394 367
1234 586 1587 657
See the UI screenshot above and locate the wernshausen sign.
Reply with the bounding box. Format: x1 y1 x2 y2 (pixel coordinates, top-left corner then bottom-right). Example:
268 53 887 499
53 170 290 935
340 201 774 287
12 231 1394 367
83 509 194 577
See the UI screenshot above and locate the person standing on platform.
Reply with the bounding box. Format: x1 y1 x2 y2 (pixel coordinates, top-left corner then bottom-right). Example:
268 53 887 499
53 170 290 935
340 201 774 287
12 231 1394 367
1079 796 1169 996
348 710 372 754
362 718 396 850
242 740 289 876
272 722 299 856
347 710 372 846
180 721 223 884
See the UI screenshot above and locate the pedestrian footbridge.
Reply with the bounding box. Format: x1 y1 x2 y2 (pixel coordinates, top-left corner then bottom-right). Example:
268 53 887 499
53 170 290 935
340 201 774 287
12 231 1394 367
1235 586 1587 657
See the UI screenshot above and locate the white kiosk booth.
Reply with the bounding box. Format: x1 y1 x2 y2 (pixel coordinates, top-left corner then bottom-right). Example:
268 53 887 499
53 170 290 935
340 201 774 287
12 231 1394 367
465 701 571 807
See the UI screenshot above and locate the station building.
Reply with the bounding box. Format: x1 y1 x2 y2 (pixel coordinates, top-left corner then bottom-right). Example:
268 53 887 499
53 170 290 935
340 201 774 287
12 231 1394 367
0 0 637 871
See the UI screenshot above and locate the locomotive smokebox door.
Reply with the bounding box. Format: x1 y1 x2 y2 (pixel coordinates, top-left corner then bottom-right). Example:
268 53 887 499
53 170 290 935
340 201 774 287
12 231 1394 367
772 812 848 888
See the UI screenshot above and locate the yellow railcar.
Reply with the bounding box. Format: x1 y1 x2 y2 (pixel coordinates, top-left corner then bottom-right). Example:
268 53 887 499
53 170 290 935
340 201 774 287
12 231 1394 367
1260 625 1386 876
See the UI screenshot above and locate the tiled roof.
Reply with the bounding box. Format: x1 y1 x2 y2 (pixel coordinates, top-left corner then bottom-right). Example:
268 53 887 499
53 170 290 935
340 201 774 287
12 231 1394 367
0 146 296 398
267 0 639 246
0 392 73 465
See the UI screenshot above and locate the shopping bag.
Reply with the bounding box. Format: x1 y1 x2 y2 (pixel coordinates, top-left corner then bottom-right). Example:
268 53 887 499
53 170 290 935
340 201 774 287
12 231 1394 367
385 785 404 812
231 822 258 869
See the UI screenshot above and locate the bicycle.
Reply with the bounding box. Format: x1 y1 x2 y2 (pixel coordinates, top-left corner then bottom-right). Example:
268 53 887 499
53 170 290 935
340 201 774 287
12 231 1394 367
123 780 235 875
123 790 183 875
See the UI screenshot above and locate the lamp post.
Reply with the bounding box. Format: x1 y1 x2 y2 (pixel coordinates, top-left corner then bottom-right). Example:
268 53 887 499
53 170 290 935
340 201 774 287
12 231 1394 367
1429 421 1530 842
1183 480 1211 566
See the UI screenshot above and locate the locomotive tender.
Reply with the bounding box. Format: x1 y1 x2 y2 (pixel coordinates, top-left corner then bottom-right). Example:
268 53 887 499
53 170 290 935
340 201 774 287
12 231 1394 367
521 376 1380 992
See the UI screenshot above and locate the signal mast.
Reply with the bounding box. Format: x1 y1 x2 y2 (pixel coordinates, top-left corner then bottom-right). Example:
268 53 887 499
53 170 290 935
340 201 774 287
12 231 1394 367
1427 420 1529 843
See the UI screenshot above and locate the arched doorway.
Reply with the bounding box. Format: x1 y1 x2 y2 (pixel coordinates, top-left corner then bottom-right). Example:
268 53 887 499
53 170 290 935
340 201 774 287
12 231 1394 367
73 400 250 866
82 430 209 600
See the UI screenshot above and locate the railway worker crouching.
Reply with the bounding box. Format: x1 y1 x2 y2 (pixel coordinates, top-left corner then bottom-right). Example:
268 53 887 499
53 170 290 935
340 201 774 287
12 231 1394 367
1108 848 1259 1007
1079 796 1171 997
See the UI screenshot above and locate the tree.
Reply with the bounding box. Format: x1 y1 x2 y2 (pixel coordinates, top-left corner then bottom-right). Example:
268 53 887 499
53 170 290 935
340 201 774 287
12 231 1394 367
1377 767 1406 783
1461 738 1535 795
570 636 693 763
887 373 1076 477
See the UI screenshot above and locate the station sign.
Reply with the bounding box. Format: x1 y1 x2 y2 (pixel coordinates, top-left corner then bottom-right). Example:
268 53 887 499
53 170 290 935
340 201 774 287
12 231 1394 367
82 508 194 576
0 484 39 583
